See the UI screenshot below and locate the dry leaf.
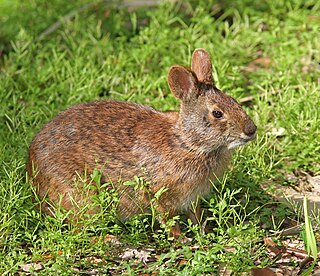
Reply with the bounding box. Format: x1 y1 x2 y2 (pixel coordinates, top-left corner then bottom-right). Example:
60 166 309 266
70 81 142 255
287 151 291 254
217 263 232 276
243 57 272 72
177 259 188 265
90 234 121 245
121 248 152 263
251 268 276 276
239 95 254 105
307 175 320 195
85 256 106 265
252 57 272 67
19 263 44 273
268 127 286 137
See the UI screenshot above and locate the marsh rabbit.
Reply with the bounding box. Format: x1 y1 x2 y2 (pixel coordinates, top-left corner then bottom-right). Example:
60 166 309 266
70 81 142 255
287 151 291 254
27 48 257 237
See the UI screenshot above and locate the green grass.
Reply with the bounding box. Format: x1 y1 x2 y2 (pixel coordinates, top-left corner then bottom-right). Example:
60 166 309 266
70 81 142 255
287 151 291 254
1 0 320 274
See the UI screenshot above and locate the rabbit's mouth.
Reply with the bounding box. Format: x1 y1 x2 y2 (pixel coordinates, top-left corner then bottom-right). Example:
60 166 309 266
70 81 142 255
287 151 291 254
227 140 248 149
227 133 255 149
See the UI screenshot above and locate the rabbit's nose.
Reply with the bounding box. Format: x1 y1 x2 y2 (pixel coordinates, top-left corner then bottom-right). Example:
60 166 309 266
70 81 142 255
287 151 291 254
244 120 257 137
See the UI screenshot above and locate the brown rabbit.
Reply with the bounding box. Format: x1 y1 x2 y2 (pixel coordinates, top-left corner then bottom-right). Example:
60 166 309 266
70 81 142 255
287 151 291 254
27 48 256 238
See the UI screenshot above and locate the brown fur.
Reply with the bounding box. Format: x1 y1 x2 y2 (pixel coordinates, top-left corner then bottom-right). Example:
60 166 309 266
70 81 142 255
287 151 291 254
27 48 256 235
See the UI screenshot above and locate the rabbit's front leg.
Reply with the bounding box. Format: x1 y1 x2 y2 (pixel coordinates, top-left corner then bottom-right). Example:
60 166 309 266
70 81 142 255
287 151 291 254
186 202 201 225
167 219 192 244
186 201 210 234
156 206 191 243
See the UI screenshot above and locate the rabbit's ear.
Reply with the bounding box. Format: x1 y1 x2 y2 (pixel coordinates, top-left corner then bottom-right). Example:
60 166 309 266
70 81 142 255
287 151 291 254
168 65 198 101
191 48 213 84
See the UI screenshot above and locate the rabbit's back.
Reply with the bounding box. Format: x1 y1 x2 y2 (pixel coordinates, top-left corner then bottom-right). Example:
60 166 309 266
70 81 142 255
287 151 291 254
29 100 171 180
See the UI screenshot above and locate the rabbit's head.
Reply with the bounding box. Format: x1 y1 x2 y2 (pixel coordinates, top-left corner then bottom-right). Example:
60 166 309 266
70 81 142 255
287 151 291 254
168 48 256 153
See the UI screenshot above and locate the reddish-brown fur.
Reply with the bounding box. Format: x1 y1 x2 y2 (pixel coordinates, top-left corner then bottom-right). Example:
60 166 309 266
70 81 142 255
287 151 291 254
27 49 256 236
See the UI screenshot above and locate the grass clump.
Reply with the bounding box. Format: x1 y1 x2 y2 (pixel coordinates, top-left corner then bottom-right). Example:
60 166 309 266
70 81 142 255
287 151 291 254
0 0 319 274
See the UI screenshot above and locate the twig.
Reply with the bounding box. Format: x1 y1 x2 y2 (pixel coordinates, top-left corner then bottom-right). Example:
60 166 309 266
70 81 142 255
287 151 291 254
36 1 101 41
36 0 164 41
120 0 162 8
269 225 301 237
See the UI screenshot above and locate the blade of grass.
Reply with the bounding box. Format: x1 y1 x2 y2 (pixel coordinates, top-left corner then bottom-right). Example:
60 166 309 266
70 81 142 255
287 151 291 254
303 196 318 262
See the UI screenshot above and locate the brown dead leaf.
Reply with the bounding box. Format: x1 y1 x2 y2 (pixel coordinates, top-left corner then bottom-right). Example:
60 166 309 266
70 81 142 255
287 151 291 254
42 250 63 261
307 15 320 22
90 234 121 245
243 57 272 72
251 268 276 276
284 172 299 183
263 237 277 247
104 9 111 17
19 263 44 273
121 248 153 264
286 247 310 259
300 56 320 74
154 254 161 261
299 256 314 269
85 256 106 265
217 263 232 276
43 253 53 260
264 237 283 257
177 259 188 265
268 127 286 137
312 266 320 275
307 174 320 195
239 95 254 106
252 57 272 67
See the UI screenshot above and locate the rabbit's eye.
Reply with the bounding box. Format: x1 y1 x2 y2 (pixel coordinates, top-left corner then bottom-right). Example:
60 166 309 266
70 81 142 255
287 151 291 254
212 110 223 119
